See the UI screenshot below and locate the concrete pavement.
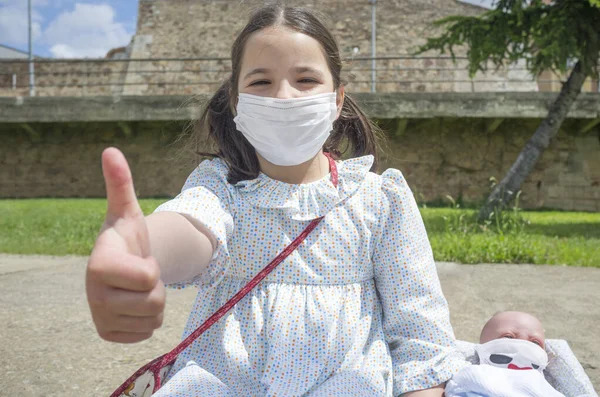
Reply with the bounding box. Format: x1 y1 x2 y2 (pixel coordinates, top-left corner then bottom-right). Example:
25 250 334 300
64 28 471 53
0 254 598 396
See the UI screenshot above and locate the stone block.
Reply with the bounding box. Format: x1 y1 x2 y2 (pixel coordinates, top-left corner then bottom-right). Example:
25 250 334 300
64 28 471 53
573 199 599 212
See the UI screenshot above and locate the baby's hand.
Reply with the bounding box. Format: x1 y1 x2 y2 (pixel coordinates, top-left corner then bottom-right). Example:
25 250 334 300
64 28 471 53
85 147 166 343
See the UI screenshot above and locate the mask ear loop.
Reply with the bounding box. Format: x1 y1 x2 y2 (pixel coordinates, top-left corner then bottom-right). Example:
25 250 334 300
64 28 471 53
335 86 345 120
228 78 238 117
231 95 238 117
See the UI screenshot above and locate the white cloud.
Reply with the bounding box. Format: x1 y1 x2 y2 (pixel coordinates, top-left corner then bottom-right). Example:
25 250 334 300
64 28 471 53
0 1 43 48
43 3 132 58
47 43 80 58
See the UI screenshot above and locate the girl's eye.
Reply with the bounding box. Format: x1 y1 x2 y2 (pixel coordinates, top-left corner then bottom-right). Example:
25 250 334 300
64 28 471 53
531 340 542 347
299 78 318 84
250 80 270 86
502 335 514 339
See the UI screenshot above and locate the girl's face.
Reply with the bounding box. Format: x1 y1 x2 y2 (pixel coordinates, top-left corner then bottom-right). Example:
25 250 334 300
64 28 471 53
238 26 342 103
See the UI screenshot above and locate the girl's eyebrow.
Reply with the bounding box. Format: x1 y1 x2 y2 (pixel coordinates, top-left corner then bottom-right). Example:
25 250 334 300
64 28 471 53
295 66 325 79
243 67 324 80
244 68 269 80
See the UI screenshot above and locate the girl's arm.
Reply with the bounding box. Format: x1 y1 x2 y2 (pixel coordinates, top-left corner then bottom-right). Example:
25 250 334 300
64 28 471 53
373 169 465 396
148 157 236 288
87 148 218 344
146 211 216 285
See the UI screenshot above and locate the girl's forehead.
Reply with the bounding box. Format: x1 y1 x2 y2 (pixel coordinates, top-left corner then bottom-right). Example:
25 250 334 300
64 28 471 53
241 26 329 70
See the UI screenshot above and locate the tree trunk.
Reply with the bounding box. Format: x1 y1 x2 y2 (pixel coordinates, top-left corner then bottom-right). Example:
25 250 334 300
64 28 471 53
477 61 587 222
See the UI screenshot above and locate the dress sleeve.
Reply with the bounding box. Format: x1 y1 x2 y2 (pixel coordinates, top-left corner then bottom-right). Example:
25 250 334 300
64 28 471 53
372 169 467 395
153 158 235 289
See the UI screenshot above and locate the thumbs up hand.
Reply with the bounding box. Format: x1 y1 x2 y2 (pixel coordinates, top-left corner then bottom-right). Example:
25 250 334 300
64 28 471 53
86 147 166 343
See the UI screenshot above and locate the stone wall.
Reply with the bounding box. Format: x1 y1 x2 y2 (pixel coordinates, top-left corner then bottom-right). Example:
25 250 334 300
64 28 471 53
2 0 598 96
0 121 191 198
0 60 128 97
132 0 483 58
2 118 599 211
0 57 548 97
380 118 600 211
0 0 546 97
121 0 538 95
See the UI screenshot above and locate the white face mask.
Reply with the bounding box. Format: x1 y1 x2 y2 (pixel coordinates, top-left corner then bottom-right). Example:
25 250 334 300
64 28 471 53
476 338 548 373
233 92 338 166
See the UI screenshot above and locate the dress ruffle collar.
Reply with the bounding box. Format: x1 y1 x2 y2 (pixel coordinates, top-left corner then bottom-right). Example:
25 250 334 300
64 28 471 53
235 155 374 221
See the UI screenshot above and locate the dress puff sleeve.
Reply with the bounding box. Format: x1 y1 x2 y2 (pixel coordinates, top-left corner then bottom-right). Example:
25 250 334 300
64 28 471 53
153 158 236 289
372 169 467 396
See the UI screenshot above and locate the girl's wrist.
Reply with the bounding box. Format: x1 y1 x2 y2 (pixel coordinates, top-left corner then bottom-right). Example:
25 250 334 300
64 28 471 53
400 383 445 397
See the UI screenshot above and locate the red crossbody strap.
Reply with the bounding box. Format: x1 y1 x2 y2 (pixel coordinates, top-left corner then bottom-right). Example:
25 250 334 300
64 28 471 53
111 153 338 397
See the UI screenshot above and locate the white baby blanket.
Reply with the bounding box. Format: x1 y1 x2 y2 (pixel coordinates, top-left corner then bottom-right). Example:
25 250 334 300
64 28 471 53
455 339 598 397
445 364 565 397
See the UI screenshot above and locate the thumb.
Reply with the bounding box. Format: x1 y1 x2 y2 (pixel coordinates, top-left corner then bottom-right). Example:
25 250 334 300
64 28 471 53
102 147 142 220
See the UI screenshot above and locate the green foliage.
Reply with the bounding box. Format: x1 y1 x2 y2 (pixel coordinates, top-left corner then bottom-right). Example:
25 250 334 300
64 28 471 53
438 192 529 237
418 0 600 78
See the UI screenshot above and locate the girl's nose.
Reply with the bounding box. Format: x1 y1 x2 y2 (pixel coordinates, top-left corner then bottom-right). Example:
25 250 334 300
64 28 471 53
273 81 295 99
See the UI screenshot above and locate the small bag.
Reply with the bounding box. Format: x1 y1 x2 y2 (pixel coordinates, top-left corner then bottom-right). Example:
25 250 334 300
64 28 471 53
111 153 338 397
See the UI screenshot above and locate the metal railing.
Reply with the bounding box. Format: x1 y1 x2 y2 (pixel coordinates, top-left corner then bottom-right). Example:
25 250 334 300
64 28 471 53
1 56 597 97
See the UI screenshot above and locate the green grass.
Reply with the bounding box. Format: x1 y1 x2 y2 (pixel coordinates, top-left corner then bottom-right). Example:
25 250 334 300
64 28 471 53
0 199 165 256
0 199 599 267
422 208 600 267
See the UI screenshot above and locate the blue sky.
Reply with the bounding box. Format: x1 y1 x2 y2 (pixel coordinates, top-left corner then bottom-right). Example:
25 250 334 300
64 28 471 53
0 0 493 59
0 0 138 58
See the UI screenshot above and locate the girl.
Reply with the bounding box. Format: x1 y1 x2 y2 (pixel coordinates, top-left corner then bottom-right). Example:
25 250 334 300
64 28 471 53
86 5 466 396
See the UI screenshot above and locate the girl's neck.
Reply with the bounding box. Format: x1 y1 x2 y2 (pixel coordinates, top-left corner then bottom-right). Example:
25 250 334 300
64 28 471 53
258 151 330 185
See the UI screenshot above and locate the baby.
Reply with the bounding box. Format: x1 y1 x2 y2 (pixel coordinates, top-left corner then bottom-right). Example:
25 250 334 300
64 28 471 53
445 311 565 397
478 311 547 371
480 311 545 345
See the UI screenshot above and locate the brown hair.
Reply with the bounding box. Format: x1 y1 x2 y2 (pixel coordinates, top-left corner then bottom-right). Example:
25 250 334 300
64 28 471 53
193 4 381 184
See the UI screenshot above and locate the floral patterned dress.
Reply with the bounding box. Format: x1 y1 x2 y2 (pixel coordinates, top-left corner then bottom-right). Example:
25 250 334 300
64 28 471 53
152 155 466 396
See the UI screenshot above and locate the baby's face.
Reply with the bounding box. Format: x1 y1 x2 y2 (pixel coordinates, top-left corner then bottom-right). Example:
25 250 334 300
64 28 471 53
480 311 545 348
